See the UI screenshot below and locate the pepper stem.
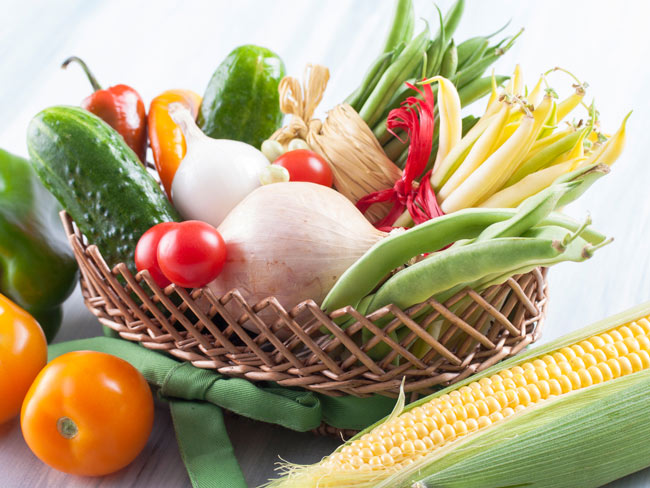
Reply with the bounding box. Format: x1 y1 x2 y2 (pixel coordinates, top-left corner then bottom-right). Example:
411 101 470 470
61 56 102 92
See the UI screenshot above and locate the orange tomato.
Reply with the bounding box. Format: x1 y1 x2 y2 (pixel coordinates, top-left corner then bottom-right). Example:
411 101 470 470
0 292 47 423
148 89 202 200
21 351 154 476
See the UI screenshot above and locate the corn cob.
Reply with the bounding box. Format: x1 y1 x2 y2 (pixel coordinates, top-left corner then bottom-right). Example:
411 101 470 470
267 303 650 488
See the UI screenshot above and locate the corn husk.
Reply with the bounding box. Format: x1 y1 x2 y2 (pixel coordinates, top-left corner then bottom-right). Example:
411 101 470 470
267 302 650 488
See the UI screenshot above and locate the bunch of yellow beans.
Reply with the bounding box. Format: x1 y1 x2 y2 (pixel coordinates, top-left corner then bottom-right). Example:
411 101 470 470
421 65 630 213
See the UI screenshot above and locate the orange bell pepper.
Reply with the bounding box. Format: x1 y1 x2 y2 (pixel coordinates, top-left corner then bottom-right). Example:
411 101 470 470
148 89 202 200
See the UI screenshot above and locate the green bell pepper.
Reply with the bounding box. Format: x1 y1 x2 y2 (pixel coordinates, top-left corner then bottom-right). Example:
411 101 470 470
0 148 78 341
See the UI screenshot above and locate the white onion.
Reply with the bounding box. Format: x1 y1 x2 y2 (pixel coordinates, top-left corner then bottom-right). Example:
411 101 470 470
208 182 386 319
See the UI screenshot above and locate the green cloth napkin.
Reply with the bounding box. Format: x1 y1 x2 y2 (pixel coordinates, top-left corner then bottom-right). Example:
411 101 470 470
49 337 395 488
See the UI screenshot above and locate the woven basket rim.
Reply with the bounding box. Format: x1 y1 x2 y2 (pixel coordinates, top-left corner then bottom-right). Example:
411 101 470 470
61 210 547 399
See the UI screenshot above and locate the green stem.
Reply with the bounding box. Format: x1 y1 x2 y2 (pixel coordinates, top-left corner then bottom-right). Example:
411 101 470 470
61 56 102 92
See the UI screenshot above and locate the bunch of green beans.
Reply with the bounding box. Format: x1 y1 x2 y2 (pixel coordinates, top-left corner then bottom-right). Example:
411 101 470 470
322 165 609 316
344 0 520 168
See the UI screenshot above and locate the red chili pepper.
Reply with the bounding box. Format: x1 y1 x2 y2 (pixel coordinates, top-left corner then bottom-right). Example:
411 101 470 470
356 82 443 231
62 56 147 163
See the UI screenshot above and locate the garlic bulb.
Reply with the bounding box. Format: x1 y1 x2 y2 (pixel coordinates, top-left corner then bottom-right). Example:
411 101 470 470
169 103 269 227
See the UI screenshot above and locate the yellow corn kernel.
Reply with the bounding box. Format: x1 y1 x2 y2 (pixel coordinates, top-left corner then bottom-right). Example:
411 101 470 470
629 323 646 337
578 369 593 387
429 430 444 445
517 386 532 406
627 353 643 373
570 356 586 371
637 318 650 333
592 349 608 363
587 365 604 384
404 428 418 441
547 378 562 396
582 353 597 368
440 424 455 441
617 356 634 376
609 330 624 342
624 337 640 352
618 326 634 338
490 411 505 423
559 347 577 360
501 407 515 418
639 351 650 368
526 383 542 403
541 354 556 365
578 340 596 353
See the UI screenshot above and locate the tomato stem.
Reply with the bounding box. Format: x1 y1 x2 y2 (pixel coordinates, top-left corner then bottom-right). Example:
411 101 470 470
57 416 79 439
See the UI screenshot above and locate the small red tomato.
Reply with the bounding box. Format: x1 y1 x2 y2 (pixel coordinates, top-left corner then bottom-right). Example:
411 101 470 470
135 222 178 287
273 149 333 187
157 221 227 288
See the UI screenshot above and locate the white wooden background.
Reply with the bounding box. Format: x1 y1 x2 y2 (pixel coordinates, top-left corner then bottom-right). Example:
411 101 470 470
1 0 649 486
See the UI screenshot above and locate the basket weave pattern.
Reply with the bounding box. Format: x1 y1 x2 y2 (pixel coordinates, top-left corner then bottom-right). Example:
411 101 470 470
62 212 547 398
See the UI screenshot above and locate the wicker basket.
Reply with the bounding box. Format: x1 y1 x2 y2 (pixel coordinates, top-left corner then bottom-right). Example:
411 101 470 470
61 210 548 399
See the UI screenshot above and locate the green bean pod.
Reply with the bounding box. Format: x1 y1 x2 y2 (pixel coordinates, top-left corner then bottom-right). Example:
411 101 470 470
440 40 459 79
456 36 489 69
384 132 409 161
381 0 415 54
345 51 394 111
429 226 604 309
426 8 446 78
475 181 580 242
359 28 429 127
455 29 522 88
366 234 580 314
426 0 464 78
554 163 610 208
456 18 512 69
405 225 609 356
458 75 509 107
455 51 502 89
505 129 585 187
321 207 604 314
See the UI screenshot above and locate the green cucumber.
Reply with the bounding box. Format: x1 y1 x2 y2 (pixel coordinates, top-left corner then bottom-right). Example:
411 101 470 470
197 44 285 148
27 106 180 271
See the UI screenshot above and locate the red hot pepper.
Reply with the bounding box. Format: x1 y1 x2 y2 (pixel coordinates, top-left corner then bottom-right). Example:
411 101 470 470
62 56 147 162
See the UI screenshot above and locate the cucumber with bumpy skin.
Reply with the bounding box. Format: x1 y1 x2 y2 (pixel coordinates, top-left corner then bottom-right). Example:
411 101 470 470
27 105 180 270
197 45 285 149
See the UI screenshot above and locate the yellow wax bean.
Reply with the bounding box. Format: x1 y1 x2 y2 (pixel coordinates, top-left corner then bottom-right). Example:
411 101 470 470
438 102 509 200
427 76 463 173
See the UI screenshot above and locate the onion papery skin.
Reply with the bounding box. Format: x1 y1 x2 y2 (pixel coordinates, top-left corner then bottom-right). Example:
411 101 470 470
209 182 386 329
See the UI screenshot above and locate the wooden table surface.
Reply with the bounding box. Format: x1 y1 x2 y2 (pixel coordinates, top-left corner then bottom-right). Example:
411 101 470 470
1 0 649 486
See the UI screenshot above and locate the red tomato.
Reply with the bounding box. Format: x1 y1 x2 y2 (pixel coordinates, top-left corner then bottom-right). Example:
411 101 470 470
157 221 227 288
273 149 333 187
135 222 178 287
